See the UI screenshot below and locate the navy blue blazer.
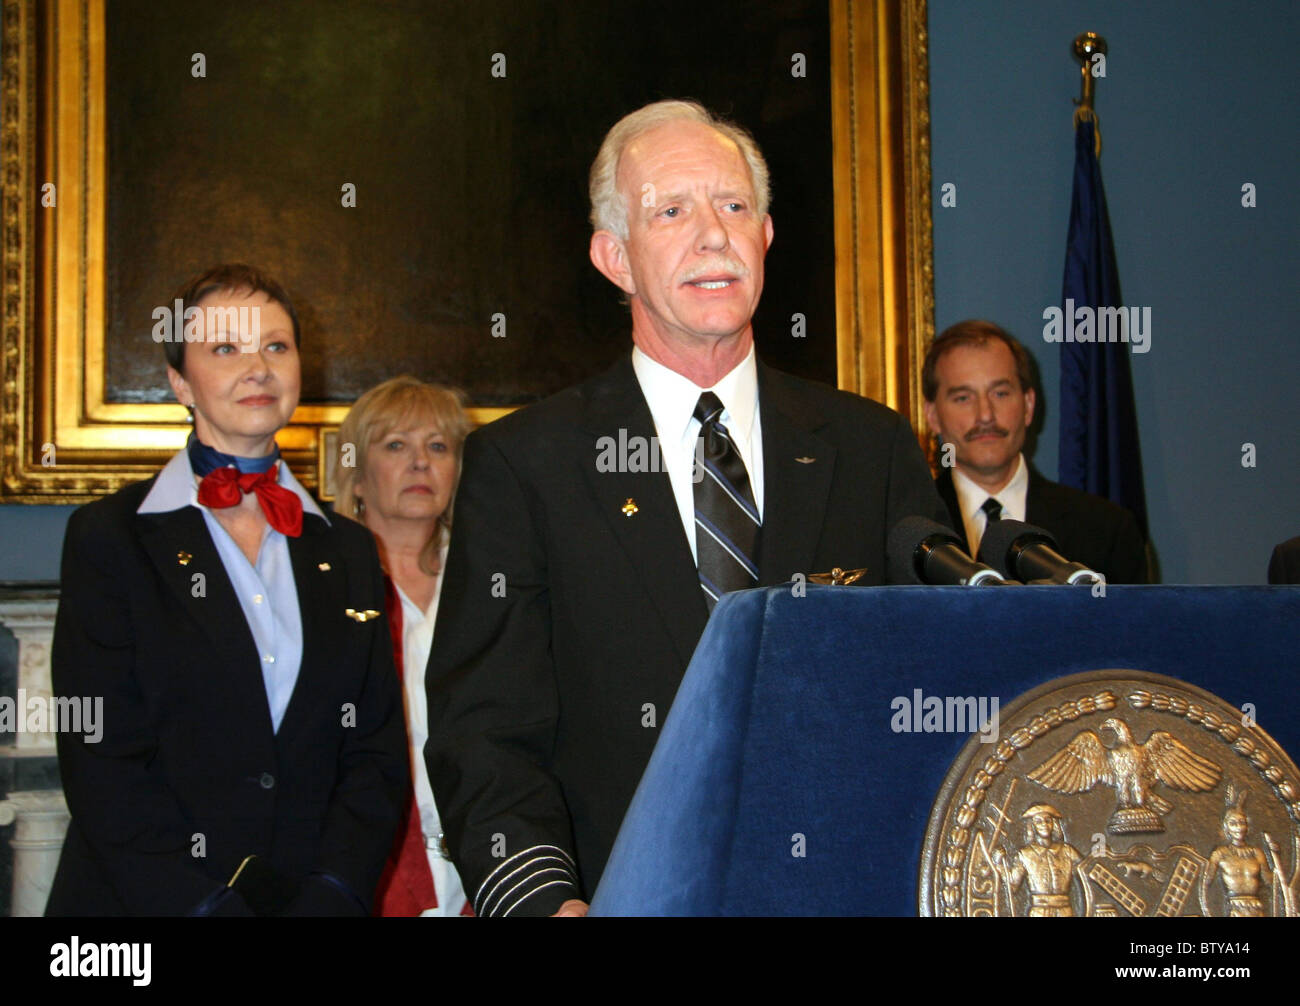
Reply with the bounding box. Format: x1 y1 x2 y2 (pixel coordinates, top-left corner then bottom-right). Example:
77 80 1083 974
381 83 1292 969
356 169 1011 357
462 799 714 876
45 474 408 916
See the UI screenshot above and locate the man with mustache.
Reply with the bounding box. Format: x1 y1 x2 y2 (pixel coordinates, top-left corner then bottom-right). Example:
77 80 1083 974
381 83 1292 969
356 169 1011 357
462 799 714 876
922 319 1147 583
425 100 948 916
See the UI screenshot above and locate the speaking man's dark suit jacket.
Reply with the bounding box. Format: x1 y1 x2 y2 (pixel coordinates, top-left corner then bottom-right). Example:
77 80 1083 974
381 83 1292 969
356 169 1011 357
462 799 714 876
425 355 949 916
934 464 1148 584
46 475 408 916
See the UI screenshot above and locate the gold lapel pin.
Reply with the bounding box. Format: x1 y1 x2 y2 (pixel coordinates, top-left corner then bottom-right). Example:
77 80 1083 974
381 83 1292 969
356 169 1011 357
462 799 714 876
795 457 816 464
622 498 639 517
808 567 867 585
177 551 193 566
318 562 331 571
345 608 382 622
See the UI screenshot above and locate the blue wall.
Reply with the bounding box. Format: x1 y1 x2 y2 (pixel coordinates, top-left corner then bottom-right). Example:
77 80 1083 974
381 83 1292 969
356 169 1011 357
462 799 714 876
929 0 1298 582
0 507 72 582
1 2 1296 584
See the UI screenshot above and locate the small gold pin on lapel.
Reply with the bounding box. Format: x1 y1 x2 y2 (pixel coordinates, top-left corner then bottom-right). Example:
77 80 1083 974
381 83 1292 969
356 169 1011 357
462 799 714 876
795 457 816 464
621 498 639 517
318 562 331 571
177 551 192 566
345 607 382 622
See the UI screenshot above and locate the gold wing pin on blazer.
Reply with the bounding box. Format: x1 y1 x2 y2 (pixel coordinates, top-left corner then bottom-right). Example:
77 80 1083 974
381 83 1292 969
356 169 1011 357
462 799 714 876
808 567 867 585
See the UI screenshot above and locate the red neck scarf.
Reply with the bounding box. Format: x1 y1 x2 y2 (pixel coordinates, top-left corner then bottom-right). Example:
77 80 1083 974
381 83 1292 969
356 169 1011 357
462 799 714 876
188 433 302 536
196 464 304 537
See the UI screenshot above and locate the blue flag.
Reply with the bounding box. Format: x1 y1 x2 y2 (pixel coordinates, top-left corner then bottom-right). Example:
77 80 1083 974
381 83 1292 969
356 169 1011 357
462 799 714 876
1058 117 1148 536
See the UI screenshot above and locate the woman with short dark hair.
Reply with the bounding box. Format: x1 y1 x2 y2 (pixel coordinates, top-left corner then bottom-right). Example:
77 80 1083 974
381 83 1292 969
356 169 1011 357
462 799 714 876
46 264 408 916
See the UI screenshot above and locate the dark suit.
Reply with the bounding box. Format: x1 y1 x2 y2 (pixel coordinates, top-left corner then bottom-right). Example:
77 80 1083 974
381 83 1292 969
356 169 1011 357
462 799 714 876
425 356 948 915
46 474 408 916
935 464 1148 584
1268 536 1300 585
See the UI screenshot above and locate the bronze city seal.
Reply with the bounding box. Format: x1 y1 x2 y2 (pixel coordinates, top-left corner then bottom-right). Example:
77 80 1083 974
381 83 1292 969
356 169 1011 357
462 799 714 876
919 670 1300 917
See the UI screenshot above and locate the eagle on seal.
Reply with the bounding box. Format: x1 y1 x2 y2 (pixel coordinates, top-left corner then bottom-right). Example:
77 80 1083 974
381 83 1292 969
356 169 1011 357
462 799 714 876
1028 717 1222 833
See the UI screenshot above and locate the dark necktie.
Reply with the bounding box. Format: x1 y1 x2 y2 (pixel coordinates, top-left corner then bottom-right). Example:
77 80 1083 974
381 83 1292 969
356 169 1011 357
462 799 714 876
981 497 1003 523
692 392 760 608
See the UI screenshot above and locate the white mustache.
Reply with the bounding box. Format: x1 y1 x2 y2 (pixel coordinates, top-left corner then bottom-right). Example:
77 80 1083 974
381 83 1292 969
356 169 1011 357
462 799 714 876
681 258 750 283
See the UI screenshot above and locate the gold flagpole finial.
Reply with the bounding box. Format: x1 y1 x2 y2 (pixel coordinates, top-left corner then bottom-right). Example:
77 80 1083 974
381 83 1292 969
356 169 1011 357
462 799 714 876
1072 33 1107 152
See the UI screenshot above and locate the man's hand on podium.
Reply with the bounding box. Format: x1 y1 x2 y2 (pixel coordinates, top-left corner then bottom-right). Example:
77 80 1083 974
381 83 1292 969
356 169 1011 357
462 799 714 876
552 899 589 917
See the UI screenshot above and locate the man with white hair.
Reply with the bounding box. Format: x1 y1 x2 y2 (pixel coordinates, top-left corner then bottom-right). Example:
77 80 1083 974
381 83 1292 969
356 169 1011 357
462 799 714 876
425 100 947 916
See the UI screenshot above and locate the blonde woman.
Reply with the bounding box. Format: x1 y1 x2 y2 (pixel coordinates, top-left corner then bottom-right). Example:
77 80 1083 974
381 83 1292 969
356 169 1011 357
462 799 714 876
336 376 472 916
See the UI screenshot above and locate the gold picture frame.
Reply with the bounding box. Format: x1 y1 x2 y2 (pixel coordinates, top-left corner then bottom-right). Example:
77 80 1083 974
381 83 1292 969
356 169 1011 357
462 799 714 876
1 0 934 501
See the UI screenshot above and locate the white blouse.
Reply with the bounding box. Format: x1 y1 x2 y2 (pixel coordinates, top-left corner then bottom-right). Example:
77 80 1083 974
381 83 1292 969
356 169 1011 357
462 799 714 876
395 546 469 917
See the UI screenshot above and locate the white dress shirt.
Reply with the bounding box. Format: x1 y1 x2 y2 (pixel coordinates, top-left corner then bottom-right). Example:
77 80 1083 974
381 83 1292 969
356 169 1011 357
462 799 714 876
395 545 469 917
630 345 763 563
951 452 1029 556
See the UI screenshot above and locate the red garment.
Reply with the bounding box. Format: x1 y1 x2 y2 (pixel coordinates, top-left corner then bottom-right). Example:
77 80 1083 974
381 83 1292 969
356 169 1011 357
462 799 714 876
196 464 303 537
374 575 441 916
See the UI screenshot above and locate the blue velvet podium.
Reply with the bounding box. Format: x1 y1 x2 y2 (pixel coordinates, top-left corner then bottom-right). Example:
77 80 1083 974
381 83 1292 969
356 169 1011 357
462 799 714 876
588 585 1300 916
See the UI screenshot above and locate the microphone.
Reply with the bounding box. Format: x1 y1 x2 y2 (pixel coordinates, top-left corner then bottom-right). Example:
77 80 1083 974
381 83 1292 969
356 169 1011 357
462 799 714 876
977 518 1105 585
887 516 1018 586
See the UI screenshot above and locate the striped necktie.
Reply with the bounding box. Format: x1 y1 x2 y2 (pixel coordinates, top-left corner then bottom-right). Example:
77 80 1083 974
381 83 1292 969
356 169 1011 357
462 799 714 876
693 392 760 608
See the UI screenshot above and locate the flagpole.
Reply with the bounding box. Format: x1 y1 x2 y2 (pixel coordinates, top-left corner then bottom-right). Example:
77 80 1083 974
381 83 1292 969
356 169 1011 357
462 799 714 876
1072 32 1107 152
1057 28 1150 546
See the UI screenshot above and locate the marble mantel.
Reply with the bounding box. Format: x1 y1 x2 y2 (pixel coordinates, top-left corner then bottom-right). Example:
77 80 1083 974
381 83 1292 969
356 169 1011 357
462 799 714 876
0 587 69 916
